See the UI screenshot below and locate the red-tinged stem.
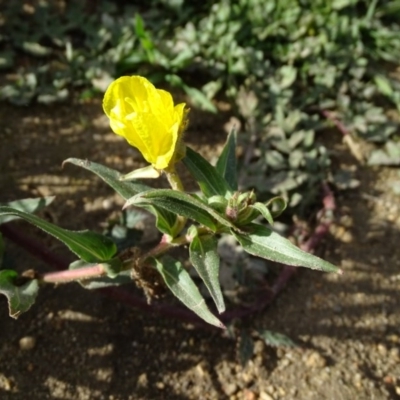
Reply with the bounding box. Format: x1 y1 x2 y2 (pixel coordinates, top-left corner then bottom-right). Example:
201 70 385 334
42 264 107 283
320 109 349 136
321 110 364 163
0 225 207 285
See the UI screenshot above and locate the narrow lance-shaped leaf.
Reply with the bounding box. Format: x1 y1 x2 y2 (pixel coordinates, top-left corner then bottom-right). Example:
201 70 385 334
183 147 233 198
189 228 225 313
125 189 242 232
63 158 149 199
153 256 225 328
0 196 55 225
232 224 339 273
0 206 117 263
216 128 238 191
125 190 227 232
126 190 216 230
0 270 39 318
63 158 177 235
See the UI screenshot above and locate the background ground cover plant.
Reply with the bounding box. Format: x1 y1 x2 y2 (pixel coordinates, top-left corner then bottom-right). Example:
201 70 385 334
1 0 399 207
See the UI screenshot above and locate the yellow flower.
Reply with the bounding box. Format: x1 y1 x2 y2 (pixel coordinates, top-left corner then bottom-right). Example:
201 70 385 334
103 76 187 170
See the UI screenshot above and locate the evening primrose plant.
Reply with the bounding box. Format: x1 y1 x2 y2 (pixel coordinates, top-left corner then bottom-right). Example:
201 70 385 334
0 76 340 328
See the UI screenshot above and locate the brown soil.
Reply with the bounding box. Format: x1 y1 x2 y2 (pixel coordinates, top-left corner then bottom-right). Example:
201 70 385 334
0 98 399 400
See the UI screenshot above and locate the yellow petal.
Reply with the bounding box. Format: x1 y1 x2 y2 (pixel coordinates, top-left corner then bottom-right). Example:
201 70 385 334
103 76 187 170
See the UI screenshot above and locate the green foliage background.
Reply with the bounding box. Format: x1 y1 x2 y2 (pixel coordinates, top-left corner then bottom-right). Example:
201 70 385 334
1 0 400 210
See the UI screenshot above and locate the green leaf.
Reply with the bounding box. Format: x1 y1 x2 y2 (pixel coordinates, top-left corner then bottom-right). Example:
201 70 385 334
153 256 225 328
0 50 14 70
126 189 217 230
134 13 147 37
258 329 297 348
232 224 339 273
153 208 179 236
279 65 297 89
22 41 52 57
216 129 238 191
0 196 55 225
265 196 287 218
0 270 39 318
166 74 217 113
368 147 400 166
189 229 225 313
183 147 233 198
251 202 274 225
0 206 117 263
374 75 393 97
125 189 239 232
64 158 177 235
181 84 217 113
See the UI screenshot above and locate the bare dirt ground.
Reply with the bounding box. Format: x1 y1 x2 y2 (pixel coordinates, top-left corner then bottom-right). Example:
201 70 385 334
0 98 399 400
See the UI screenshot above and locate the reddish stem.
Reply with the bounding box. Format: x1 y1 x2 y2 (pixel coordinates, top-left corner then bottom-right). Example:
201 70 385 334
42 264 106 283
320 109 349 136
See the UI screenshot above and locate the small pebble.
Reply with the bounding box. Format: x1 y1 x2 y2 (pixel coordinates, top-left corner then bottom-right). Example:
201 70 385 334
136 373 148 388
377 344 387 355
223 382 237 396
242 389 256 400
156 382 165 390
389 348 400 361
19 336 36 351
0 374 12 391
259 392 275 400
304 351 326 369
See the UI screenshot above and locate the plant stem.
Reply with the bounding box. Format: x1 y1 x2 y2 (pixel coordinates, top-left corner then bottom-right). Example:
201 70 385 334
42 264 107 283
320 109 364 163
137 227 208 265
164 167 187 235
29 228 208 285
165 168 184 191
